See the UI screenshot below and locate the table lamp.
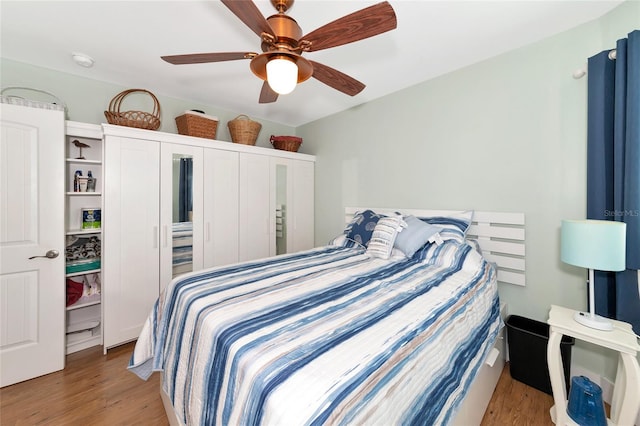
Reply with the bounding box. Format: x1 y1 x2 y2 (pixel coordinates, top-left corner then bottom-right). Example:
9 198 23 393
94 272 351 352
560 219 626 331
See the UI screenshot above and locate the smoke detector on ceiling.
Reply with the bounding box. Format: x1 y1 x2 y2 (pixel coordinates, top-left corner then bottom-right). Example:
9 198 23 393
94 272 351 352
71 52 94 68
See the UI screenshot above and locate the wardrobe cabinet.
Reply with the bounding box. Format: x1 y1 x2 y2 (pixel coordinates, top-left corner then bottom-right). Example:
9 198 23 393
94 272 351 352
271 157 315 256
101 124 315 349
103 134 160 349
238 154 316 261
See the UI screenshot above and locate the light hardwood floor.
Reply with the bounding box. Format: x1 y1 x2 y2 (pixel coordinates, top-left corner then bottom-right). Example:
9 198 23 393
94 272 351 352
1 342 555 425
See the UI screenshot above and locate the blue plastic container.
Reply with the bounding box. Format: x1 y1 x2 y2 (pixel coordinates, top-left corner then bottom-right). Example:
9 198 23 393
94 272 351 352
567 376 607 426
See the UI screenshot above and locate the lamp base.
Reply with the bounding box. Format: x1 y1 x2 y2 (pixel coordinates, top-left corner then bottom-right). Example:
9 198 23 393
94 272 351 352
573 311 613 331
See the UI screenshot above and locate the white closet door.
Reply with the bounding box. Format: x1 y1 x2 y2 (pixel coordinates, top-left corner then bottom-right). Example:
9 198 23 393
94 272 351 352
291 159 315 252
103 136 160 349
271 157 293 256
203 149 239 268
239 153 273 261
159 143 203 292
0 103 65 386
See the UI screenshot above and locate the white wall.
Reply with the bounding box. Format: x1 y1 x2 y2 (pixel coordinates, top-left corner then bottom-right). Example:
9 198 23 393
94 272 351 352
0 59 294 148
297 1 639 379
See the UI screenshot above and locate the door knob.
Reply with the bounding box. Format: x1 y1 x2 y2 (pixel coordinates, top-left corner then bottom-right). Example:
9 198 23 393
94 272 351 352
28 249 59 260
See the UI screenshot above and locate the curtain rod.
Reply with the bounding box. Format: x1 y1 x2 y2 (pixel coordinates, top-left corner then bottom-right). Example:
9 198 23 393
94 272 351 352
573 48 617 79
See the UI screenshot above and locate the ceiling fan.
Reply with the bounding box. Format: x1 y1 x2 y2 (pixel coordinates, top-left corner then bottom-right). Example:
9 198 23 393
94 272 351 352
161 0 397 103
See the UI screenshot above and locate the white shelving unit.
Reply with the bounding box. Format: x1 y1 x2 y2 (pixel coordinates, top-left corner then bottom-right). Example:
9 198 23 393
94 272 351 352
64 121 104 354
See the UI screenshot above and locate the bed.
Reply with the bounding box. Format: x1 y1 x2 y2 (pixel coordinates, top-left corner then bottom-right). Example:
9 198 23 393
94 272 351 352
129 208 525 425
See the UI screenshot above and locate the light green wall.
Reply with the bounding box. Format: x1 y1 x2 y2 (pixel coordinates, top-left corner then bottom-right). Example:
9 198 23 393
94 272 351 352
0 59 294 148
298 1 639 379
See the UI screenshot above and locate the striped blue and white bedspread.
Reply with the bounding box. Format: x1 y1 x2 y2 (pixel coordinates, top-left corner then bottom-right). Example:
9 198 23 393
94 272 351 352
129 241 501 426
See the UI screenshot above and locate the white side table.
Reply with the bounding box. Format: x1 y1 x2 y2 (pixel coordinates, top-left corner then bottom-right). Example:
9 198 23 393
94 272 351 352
546 305 640 425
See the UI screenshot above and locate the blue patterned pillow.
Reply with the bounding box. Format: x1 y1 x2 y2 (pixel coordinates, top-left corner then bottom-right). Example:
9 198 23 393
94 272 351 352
344 209 383 247
417 211 473 243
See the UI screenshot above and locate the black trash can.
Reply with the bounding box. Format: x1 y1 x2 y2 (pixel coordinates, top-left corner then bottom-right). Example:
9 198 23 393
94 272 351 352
506 315 574 395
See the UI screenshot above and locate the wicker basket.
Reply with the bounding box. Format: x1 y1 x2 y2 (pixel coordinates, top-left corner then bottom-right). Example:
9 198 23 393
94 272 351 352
228 115 261 145
175 111 218 139
270 135 303 152
104 89 161 130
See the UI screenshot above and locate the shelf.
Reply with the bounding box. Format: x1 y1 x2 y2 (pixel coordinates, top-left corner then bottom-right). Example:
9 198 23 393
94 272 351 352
66 229 102 236
66 268 101 278
66 191 102 196
66 293 101 310
65 122 104 355
67 319 100 333
66 158 102 165
66 334 102 354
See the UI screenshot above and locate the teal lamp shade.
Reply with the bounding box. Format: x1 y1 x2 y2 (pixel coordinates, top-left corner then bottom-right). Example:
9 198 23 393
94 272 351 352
561 220 626 272
560 219 626 331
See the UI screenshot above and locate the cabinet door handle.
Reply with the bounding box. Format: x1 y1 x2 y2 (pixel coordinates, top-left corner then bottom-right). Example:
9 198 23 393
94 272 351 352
153 226 159 249
28 249 59 260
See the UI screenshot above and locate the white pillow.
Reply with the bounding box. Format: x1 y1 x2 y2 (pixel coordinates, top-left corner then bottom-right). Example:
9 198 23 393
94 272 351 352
366 215 407 259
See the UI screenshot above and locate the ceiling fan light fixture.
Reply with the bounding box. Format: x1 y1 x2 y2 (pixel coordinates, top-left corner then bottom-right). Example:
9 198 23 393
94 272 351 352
266 56 298 95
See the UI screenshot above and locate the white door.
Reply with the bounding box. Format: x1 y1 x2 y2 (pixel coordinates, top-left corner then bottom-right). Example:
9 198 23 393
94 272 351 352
0 103 65 387
271 157 293 256
203 148 239 268
239 153 273 261
291 160 315 252
103 135 160 349
159 143 203 291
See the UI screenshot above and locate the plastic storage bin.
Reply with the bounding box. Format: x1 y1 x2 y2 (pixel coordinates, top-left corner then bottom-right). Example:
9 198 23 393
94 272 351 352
506 315 574 395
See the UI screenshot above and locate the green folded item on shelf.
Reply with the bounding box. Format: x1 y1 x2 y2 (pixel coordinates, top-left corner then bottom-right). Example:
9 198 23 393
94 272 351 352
66 258 100 274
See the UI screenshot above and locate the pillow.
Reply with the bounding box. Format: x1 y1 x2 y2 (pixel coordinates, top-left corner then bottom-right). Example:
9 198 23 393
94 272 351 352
366 215 407 259
418 210 473 243
329 234 365 249
393 215 444 258
344 209 384 247
466 238 482 254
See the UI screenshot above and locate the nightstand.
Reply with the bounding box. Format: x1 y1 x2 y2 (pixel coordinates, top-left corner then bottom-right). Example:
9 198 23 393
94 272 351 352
546 305 640 425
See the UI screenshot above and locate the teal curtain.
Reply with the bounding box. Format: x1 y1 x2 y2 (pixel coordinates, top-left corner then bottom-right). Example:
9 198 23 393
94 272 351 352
587 30 640 333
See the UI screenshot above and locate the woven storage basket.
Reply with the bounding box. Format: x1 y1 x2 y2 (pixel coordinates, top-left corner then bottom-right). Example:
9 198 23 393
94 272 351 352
104 89 161 130
175 111 218 139
228 114 261 145
270 135 303 152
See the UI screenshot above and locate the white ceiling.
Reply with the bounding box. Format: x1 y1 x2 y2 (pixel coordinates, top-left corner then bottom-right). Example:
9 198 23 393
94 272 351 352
0 1 622 127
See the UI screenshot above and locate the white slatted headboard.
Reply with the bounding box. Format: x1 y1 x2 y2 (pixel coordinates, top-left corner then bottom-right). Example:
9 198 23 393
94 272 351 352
345 207 526 287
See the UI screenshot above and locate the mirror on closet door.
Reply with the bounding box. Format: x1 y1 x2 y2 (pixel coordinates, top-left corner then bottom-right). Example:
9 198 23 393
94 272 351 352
172 154 194 277
275 164 287 255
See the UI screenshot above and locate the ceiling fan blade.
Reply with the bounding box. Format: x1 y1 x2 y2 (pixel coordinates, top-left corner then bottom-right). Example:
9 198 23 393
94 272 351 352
301 2 397 52
221 0 275 39
310 60 365 96
259 81 279 103
161 52 255 65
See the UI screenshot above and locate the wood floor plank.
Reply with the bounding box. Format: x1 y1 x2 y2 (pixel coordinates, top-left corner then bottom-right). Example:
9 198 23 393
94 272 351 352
0 343 168 426
2 343 558 425
480 362 554 425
